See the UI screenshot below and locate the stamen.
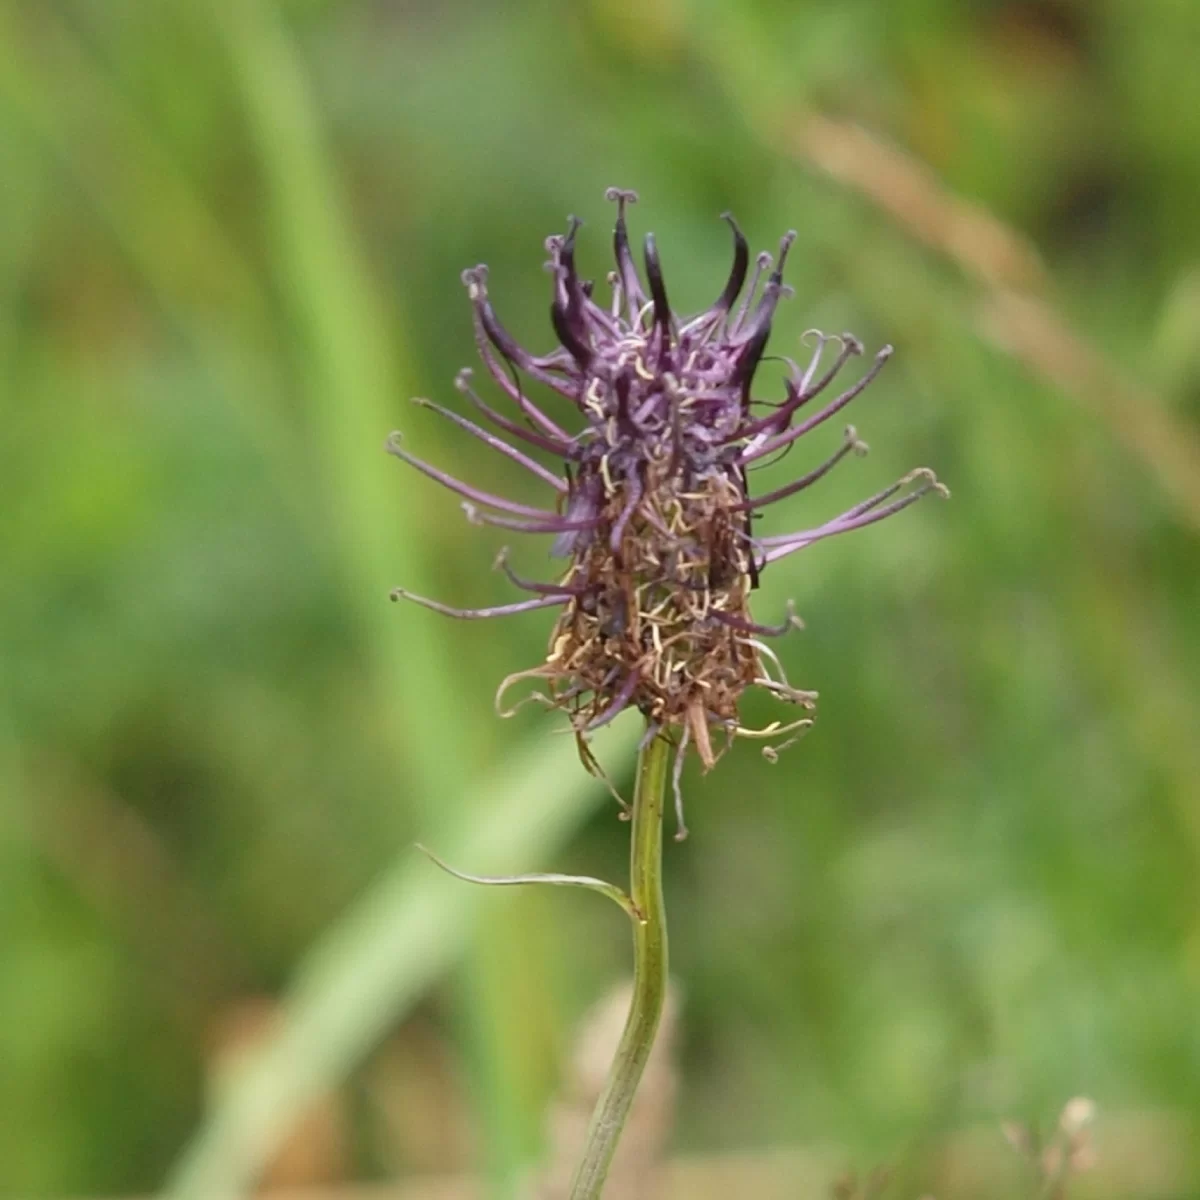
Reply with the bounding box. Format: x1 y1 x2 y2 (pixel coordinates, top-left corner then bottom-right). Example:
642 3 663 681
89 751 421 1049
746 638 795 690
606 186 646 322
732 335 863 444
735 715 815 741
733 426 866 511
495 665 559 717
386 433 556 517
455 369 572 456
476 340 575 440
729 250 771 336
462 266 529 367
799 332 859 395
710 601 802 637
761 721 814 763
792 331 832 394
672 725 690 841
607 269 623 320
412 397 567 491
461 501 602 535
390 588 566 620
741 345 893 464
768 230 797 286
760 469 949 563
731 280 795 392
464 266 578 400
543 234 567 307
823 467 950 527
493 547 590 596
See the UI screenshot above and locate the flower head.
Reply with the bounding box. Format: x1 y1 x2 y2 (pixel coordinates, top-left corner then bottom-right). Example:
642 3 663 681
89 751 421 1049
390 189 946 794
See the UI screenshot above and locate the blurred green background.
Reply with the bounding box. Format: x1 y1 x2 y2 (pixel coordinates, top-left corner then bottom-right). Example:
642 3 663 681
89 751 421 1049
4 0 1200 1196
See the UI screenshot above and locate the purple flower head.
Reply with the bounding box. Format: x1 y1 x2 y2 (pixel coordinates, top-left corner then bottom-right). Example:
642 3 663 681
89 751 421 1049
390 189 947 782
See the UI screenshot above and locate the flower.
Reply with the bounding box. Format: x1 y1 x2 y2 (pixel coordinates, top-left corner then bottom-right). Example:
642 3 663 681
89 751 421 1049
390 189 946 814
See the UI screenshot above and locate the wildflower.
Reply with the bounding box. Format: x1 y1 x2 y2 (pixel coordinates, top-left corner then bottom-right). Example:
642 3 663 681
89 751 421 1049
390 189 946 813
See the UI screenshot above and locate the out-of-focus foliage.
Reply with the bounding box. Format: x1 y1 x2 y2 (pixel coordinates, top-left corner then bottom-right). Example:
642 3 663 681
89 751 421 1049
2 0 1200 1195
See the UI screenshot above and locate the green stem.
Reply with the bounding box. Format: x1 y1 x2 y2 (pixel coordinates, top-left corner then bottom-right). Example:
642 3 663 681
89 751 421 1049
568 731 671 1200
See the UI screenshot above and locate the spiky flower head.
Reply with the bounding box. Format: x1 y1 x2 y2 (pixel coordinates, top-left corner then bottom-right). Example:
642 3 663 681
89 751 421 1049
390 189 946 805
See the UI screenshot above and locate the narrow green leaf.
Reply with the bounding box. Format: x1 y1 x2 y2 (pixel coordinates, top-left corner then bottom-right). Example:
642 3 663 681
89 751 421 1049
416 844 640 922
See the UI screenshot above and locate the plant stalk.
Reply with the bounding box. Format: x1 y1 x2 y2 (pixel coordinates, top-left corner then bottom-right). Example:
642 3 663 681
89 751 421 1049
568 730 671 1199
